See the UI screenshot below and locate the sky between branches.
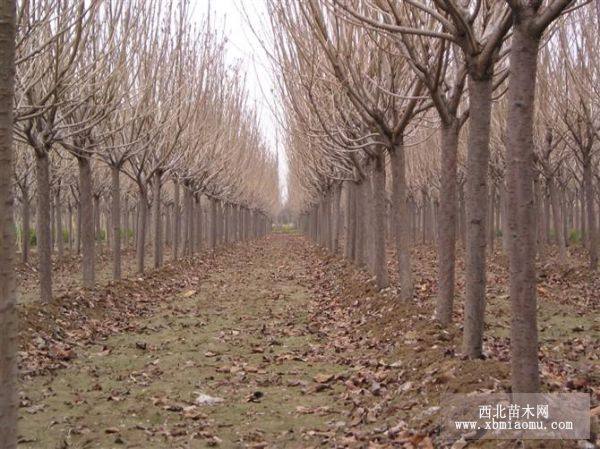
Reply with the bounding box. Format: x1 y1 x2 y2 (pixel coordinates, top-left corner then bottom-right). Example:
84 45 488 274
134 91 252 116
191 0 288 202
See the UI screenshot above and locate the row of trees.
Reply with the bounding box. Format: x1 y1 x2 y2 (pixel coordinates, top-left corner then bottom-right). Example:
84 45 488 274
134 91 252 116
1 2 278 445
11 0 278 303
270 0 598 394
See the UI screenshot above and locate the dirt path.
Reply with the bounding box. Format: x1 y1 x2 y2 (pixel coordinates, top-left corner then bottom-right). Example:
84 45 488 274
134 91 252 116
19 235 361 449
18 235 595 449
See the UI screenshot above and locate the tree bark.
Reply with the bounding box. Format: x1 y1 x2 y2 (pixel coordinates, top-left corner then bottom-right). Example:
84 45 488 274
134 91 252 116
583 154 598 270
123 196 129 248
78 156 95 288
345 181 356 260
93 195 101 243
50 198 54 251
543 190 551 244
173 180 180 260
210 198 217 249
463 76 493 358
153 171 162 268
189 189 195 254
458 183 467 247
224 202 230 245
165 203 172 248
55 188 64 258
67 204 73 252
136 189 147 273
0 3 17 445
21 188 30 263
36 152 52 302
195 194 202 253
548 178 567 263
535 177 546 261
488 183 496 252
355 180 366 266
332 183 341 254
76 201 81 254
218 202 224 244
504 21 541 393
580 187 586 247
111 165 121 280
183 186 190 256
105 208 111 251
500 183 510 252
435 121 459 325
389 141 413 300
371 153 388 289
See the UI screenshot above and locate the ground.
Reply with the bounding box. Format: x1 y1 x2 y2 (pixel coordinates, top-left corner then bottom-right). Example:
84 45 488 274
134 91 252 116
17 235 599 448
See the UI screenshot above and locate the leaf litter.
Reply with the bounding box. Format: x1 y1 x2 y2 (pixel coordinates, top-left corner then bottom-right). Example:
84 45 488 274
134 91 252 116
17 236 598 448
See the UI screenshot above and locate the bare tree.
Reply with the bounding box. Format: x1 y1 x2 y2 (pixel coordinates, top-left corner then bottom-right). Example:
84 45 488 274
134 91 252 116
0 1 17 447
503 0 587 393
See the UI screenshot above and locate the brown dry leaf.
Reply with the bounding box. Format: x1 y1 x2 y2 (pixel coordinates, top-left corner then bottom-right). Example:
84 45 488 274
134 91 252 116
182 405 207 420
180 289 197 298
206 436 222 446
313 373 334 383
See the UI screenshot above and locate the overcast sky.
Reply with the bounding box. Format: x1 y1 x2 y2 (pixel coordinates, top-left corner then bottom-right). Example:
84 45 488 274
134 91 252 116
191 0 288 202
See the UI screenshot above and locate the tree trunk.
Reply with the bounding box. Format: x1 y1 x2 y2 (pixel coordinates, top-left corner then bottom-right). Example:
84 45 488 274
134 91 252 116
182 186 190 256
458 184 467 247
580 187 586 247
195 194 202 253
210 198 217 250
500 183 510 252
76 201 81 254
548 178 567 263
123 196 129 248
240 207 246 241
561 189 569 246
189 189 195 254
136 189 147 273
0 3 17 444
218 202 224 244
421 190 428 244
435 121 459 325
67 204 72 250
488 183 496 252
55 189 64 258
93 195 101 243
36 152 52 302
543 190 551 244
332 183 341 254
165 203 172 248
133 204 138 250
463 76 493 358
389 141 413 300
371 153 388 289
535 177 546 261
583 155 598 270
21 189 30 263
355 180 366 266
153 171 162 268
224 203 230 245
233 205 239 242
50 198 54 251
78 156 95 288
111 165 121 280
504 22 541 393
105 208 111 252
345 181 356 260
